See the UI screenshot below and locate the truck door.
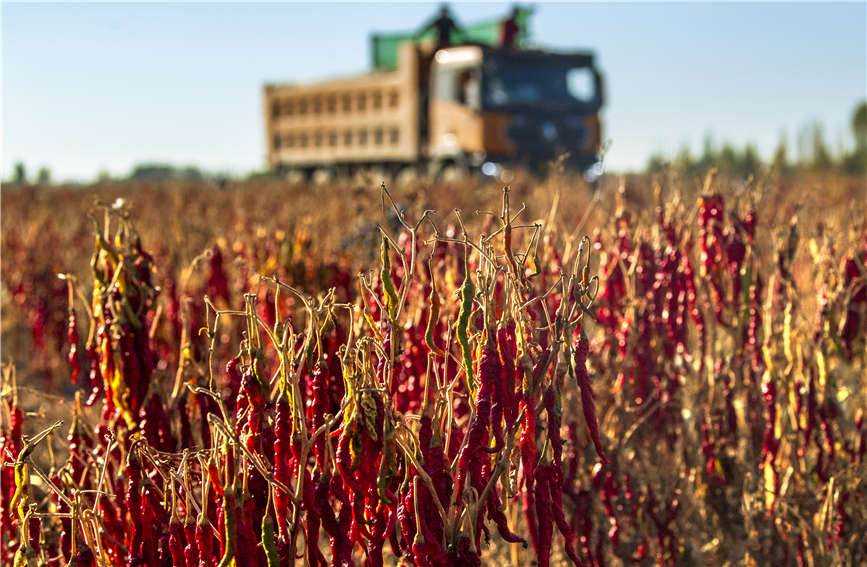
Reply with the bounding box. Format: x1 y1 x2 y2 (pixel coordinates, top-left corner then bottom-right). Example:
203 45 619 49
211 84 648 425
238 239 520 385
428 47 484 159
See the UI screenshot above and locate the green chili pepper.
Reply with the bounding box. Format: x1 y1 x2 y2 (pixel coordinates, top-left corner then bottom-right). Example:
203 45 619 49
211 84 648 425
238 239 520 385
425 266 444 357
217 487 237 567
380 235 399 325
457 249 476 396
376 415 398 505
261 512 278 567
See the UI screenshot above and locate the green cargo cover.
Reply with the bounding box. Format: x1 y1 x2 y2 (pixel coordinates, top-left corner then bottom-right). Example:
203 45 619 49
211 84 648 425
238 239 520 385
370 7 532 70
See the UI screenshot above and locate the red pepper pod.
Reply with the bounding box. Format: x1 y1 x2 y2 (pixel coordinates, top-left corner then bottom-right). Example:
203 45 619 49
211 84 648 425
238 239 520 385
534 465 554 567
183 518 198 567
67 309 81 385
169 518 187 567
497 321 520 427
573 329 608 464
520 399 539 553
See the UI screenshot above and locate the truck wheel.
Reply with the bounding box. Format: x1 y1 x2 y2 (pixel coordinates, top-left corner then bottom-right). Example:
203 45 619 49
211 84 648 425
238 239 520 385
284 169 306 185
394 166 419 188
312 168 335 186
440 164 469 183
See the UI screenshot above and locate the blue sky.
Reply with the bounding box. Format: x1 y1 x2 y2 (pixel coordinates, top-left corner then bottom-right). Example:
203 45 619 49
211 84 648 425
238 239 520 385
2 2 865 181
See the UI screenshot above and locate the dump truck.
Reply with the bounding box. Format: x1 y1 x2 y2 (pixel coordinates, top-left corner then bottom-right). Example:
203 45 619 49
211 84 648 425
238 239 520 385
263 10 605 179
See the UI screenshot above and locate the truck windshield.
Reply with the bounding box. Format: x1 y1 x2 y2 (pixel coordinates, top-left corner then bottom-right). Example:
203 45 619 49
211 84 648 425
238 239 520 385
484 63 597 108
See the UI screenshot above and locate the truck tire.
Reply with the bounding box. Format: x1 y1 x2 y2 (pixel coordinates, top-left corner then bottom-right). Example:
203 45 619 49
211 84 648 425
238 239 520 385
439 163 470 183
284 169 307 185
394 166 420 188
312 167 336 186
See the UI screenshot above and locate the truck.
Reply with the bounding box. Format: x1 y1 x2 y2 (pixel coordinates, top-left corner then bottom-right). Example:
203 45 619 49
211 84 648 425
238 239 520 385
263 9 605 180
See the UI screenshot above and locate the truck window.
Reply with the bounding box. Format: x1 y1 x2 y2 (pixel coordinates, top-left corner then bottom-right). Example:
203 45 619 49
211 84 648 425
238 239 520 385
434 66 480 111
484 62 598 107
434 68 455 102
458 69 480 110
566 68 594 102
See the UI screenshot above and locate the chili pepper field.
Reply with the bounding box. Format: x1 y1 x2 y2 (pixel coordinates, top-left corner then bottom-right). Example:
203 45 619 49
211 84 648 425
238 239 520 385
1 170 865 567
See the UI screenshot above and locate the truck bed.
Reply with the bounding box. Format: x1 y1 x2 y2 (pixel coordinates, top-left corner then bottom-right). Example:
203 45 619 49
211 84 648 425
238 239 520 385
264 45 421 170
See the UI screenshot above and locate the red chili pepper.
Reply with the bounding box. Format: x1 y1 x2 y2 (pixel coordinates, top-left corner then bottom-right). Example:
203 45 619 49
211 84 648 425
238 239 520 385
573 329 608 464
543 387 563 466
540 463 586 567
273 395 293 542
331 473 354 566
456 334 498 499
141 480 169 565
169 516 187 567
84 345 102 406
125 449 144 566
68 309 81 385
314 471 344 564
140 392 176 453
534 467 554 567
119 330 145 415
302 469 328 567
196 514 215 566
307 362 330 468
98 492 125 563
237 496 265 565
224 355 243 413
520 398 539 554
183 515 197 567
497 320 520 428
485 479 524 544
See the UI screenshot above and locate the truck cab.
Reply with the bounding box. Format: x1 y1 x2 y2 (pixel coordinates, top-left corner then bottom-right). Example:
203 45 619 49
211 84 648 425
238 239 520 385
428 45 604 173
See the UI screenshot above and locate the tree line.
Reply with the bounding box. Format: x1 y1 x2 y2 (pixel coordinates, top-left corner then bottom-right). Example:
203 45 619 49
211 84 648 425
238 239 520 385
647 101 867 176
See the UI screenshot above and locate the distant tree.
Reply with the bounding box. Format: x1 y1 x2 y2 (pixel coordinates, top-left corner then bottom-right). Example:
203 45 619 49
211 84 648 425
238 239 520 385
36 167 52 185
129 163 204 181
11 162 27 184
853 101 867 152
810 123 832 170
698 136 716 172
646 152 667 174
740 144 760 176
718 144 737 175
772 132 789 172
673 145 695 172
845 101 867 173
180 166 204 181
129 163 175 181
